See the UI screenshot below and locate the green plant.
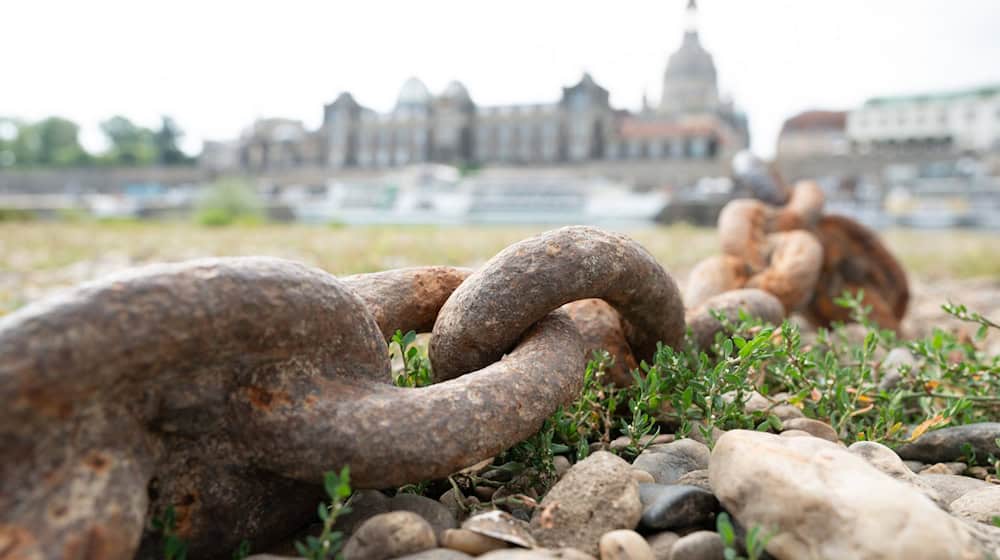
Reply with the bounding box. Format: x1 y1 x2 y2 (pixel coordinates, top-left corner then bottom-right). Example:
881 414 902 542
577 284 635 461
717 511 772 560
194 178 263 226
390 330 432 387
151 505 188 560
295 467 352 560
231 540 251 560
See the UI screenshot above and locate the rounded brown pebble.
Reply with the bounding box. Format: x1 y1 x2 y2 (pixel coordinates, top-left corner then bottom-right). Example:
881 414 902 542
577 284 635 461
781 417 840 443
442 528 509 555
599 530 654 560
780 429 813 438
555 456 572 478
343 511 437 560
646 531 679 560
632 469 656 484
668 530 723 560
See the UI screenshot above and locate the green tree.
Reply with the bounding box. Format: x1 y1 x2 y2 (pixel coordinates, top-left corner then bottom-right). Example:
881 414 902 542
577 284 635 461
0 117 88 167
154 116 191 165
100 116 156 165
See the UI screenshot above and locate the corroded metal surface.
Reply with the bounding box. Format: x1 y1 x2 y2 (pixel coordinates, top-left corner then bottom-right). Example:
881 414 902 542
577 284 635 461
718 181 825 269
805 215 910 331
685 255 754 309
563 299 638 387
685 289 786 349
743 230 823 313
429 226 686 381
342 266 472 339
0 256 585 559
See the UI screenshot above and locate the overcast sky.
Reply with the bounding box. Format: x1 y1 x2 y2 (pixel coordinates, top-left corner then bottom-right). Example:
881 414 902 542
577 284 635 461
4 0 1000 158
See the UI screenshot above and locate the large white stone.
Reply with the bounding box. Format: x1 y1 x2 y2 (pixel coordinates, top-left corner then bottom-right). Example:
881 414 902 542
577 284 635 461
708 430 985 559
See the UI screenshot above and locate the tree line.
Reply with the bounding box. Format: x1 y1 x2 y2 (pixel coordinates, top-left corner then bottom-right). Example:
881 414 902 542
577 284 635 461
0 115 195 168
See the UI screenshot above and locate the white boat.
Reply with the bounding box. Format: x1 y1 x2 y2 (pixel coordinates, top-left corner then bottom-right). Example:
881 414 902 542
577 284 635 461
285 165 668 226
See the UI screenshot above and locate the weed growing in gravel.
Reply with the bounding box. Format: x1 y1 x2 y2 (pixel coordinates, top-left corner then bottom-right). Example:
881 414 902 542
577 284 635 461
231 540 251 560
296 467 352 560
717 512 772 560
151 505 187 560
390 330 433 387
528 293 1000 471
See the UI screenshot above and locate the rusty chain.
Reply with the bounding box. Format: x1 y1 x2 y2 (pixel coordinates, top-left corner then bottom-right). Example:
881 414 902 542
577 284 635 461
0 220 907 558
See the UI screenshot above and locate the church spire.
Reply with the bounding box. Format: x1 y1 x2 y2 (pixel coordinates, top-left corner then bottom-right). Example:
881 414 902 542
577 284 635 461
685 0 699 35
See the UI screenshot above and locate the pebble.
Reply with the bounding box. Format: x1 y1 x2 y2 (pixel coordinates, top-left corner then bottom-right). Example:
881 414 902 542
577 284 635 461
645 532 679 560
439 488 477 524
950 486 1000 524
709 430 986 559
920 462 967 476
779 429 811 438
475 486 498 500
896 423 1000 464
631 469 656 484
442 528 509 555
848 440 946 507
968 466 990 480
610 434 675 452
668 531 723 560
905 461 927 473
632 439 710 484
673 469 712 492
343 511 437 560
919 474 991 504
770 404 805 421
396 549 474 560
463 510 537 548
638 484 719 531
554 456 572 478
687 424 726 447
530 451 642 556
391 493 458 540
878 347 916 391
478 549 596 559
334 489 390 536
598 530 654 560
779 417 839 443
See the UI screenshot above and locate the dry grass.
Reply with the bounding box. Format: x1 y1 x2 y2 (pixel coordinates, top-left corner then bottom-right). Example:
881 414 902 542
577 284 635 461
0 221 997 312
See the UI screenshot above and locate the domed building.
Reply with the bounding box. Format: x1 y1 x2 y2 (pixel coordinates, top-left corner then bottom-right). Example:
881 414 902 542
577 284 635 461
659 0 719 115
225 0 749 185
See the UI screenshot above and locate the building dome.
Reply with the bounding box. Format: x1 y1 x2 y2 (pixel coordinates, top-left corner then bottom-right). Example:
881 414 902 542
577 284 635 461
658 0 720 116
664 32 717 81
440 80 471 103
396 77 432 113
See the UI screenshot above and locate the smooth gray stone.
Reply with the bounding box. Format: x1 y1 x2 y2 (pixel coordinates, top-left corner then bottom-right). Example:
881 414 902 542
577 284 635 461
632 439 710 484
639 484 719 530
896 423 1000 463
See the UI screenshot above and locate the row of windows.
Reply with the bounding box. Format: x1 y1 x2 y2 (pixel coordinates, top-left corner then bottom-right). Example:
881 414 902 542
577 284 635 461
854 104 1000 129
347 136 718 167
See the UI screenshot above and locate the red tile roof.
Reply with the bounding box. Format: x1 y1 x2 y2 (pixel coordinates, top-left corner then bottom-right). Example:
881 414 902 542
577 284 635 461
780 110 847 133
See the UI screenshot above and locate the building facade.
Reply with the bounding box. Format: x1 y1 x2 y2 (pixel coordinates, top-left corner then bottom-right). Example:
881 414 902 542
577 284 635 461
208 0 748 174
776 110 849 159
847 84 1000 154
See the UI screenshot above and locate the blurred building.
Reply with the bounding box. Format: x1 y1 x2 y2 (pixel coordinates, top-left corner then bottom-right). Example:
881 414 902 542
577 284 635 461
847 84 1000 154
775 110 848 159
208 0 748 175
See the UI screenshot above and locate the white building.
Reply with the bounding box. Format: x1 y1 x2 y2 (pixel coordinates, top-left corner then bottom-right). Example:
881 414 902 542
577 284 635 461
847 84 1000 154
